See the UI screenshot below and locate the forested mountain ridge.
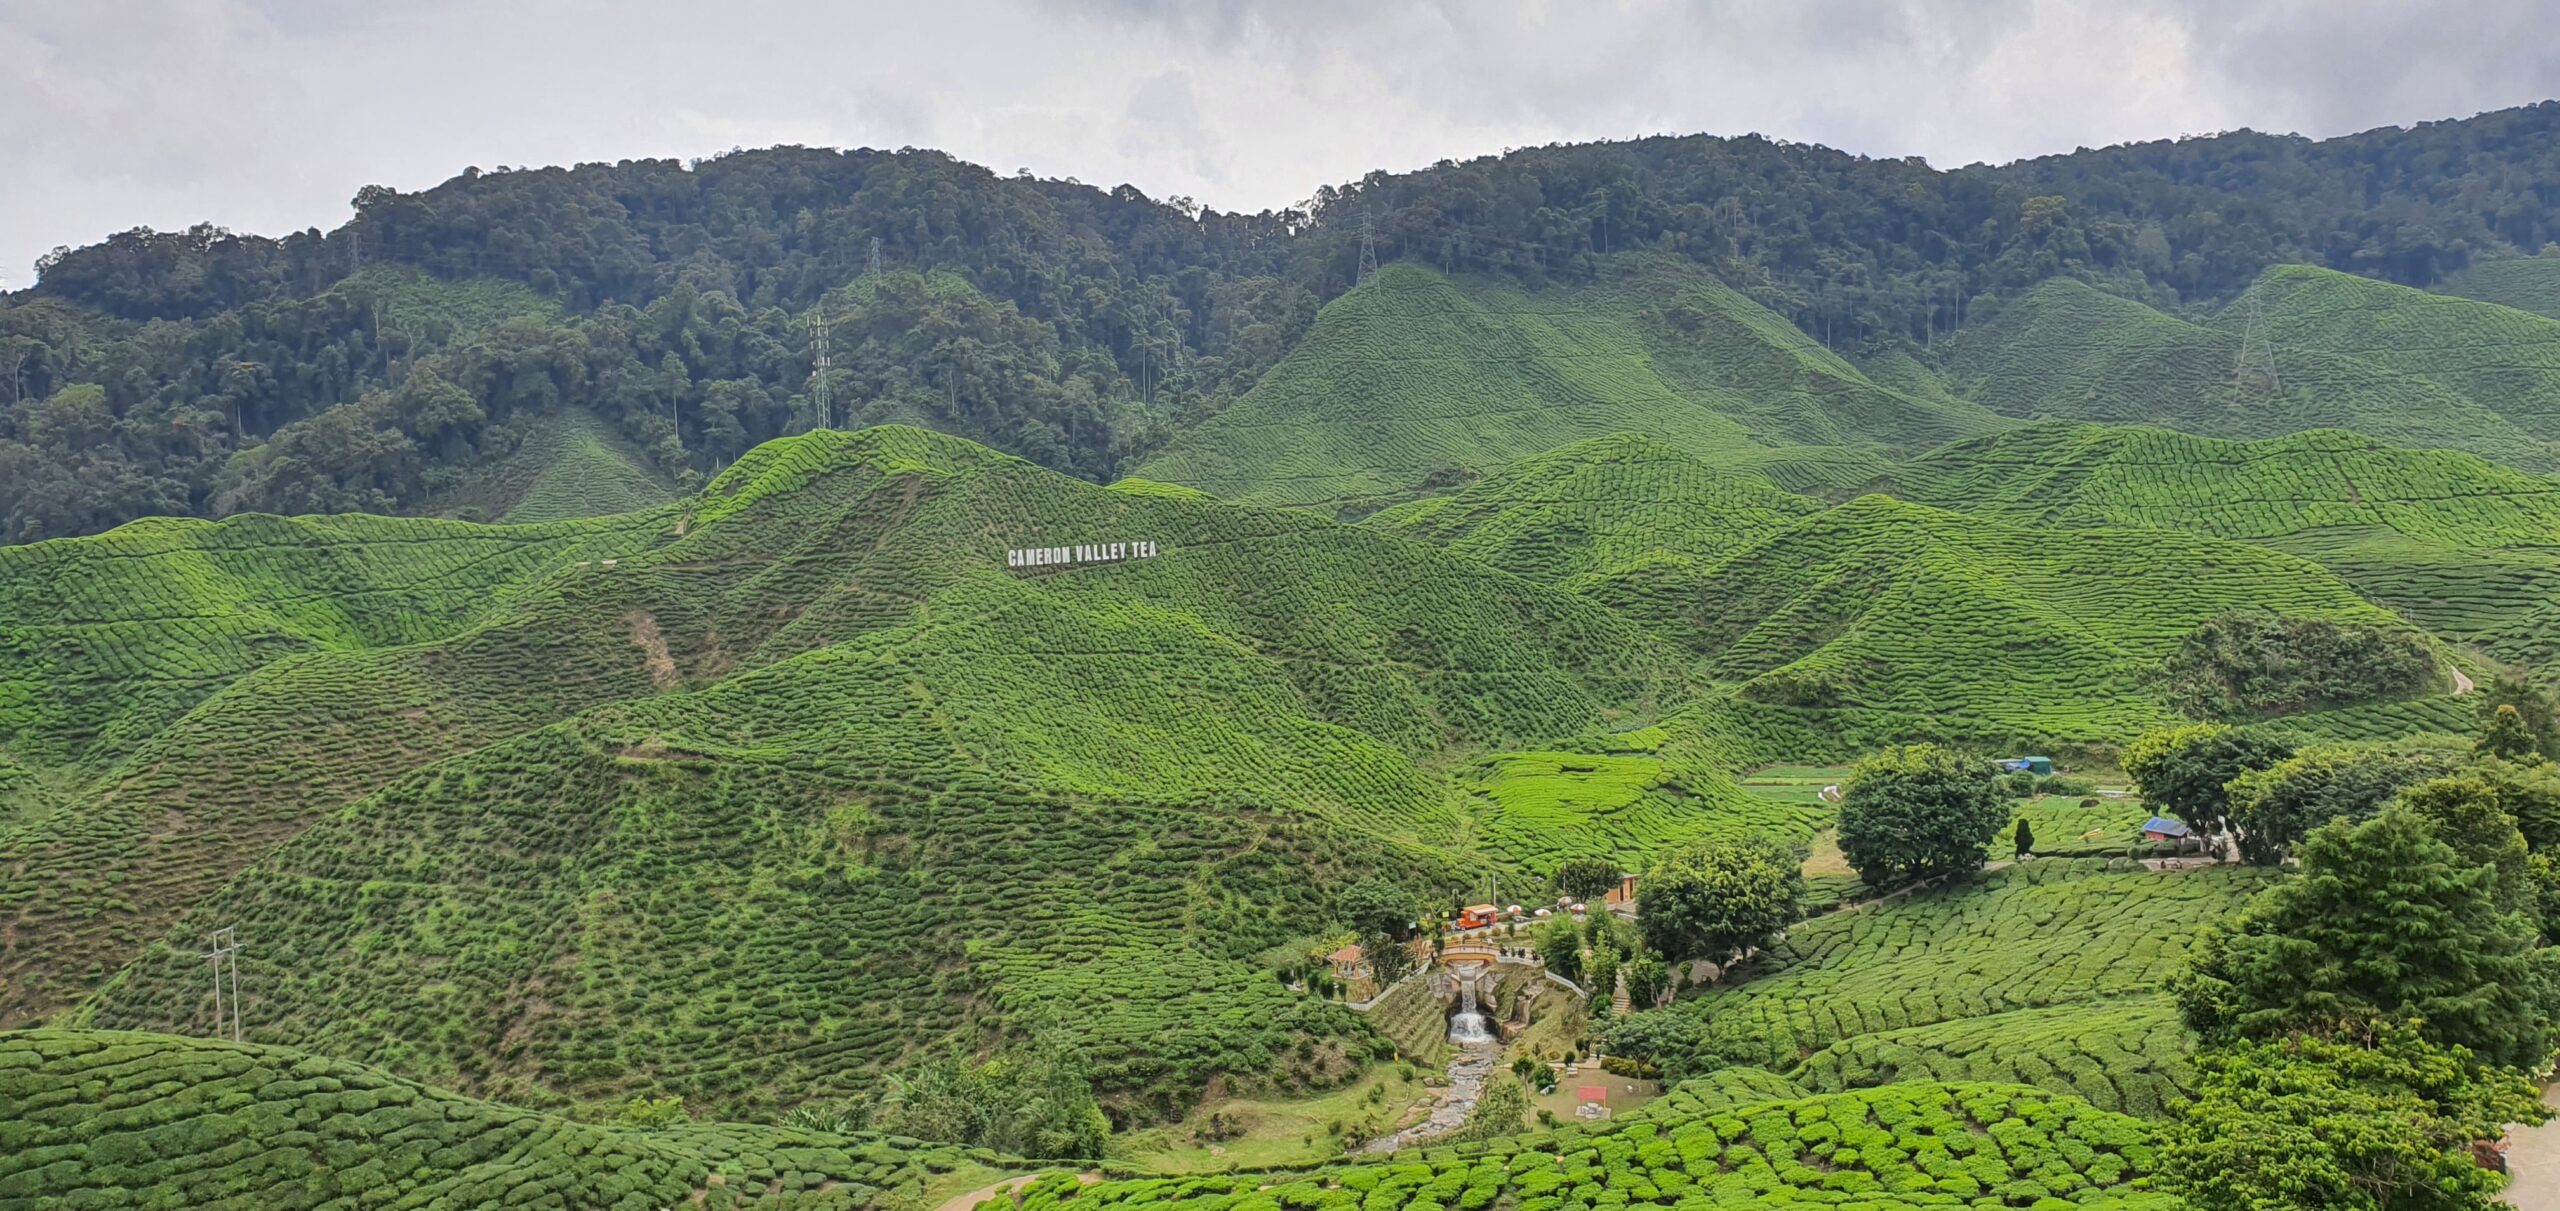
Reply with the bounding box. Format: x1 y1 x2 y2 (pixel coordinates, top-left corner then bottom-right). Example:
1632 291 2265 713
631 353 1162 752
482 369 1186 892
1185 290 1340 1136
6 102 2560 542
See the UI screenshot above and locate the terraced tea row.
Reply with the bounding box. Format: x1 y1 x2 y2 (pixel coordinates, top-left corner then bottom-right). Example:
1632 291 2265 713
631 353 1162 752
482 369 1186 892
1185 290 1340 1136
1789 998 2193 1120
1012 1082 2172 1210
1616 859 2269 1078
0 1029 973 1210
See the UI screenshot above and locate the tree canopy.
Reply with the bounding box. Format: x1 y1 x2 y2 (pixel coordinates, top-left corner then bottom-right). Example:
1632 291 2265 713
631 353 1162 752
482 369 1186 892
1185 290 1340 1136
1634 837 1803 966
2122 722 2295 837
1835 744 2010 886
2177 807 2555 1070
10 102 2560 542
2164 1022 2547 1211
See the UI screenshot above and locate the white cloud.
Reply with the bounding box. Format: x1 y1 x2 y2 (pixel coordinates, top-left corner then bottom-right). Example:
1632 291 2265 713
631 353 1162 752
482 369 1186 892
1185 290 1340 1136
2 0 2555 283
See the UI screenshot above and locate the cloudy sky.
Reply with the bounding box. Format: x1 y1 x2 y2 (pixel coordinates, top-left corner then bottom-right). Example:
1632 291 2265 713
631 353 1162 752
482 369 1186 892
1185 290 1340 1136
6 0 2560 282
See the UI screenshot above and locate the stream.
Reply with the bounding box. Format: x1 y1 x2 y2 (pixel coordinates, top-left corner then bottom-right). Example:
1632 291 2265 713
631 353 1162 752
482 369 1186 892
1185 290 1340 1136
1362 966 1501 1153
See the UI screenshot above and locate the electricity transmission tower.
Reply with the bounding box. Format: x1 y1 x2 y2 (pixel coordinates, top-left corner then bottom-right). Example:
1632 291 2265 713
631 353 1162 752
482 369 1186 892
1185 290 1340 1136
201 926 243 1043
866 237 884 278
808 307 832 430
1358 214 1379 283
2234 294 2281 394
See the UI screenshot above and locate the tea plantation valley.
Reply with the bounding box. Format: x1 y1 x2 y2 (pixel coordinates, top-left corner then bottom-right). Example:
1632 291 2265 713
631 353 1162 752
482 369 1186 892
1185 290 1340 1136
12 102 2560 1211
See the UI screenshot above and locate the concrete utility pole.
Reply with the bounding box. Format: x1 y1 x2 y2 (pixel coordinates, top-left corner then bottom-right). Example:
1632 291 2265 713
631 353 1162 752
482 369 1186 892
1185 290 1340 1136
808 307 832 431
200 926 243 1043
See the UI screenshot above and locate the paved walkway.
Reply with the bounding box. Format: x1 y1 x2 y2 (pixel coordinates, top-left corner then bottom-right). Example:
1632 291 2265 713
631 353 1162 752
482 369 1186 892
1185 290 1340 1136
2507 1088 2560 1209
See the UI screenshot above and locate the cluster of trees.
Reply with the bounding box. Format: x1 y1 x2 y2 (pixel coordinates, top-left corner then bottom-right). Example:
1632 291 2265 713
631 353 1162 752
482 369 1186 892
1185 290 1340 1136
774 1034 1113 1160
2126 678 2560 876
2116 681 2560 1207
2158 612 2444 720
2165 806 2558 1209
10 102 2560 541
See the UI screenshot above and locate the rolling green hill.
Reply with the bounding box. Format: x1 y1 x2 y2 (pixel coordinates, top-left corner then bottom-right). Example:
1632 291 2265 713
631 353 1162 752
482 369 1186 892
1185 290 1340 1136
1944 277 2559 470
8 425 1757 1123
2443 254 2560 320
1879 423 2560 679
1136 261 2003 512
1363 433 1821 586
1598 494 2429 738
0 1029 974 1210
426 408 682 523
2232 263 2560 441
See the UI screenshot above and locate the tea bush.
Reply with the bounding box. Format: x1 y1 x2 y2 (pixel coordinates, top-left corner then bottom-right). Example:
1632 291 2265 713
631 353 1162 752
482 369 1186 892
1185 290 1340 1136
1612 860 2269 1079
1015 1081 2174 1211
0 1029 970 1210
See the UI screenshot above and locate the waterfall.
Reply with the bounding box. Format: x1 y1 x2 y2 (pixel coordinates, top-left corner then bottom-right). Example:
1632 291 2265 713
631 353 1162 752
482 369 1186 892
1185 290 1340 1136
1448 970 1494 1044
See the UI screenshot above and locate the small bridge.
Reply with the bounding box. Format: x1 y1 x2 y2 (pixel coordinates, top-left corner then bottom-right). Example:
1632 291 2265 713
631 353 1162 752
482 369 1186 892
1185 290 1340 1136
1441 939 1500 965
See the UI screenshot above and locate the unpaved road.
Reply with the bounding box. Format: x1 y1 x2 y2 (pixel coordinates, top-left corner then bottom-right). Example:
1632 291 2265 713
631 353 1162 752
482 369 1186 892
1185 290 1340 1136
2506 1088 2560 1209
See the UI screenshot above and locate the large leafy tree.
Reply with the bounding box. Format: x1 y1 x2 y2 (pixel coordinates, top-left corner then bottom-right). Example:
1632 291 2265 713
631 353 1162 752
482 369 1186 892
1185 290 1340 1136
2178 807 2555 1070
2223 744 2456 864
2122 722 2294 838
2395 776 2535 915
1635 837 1802 967
1835 744 2009 886
1533 919 1584 984
2164 1022 2546 1211
1551 858 1622 902
1335 877 1417 940
2478 674 2560 760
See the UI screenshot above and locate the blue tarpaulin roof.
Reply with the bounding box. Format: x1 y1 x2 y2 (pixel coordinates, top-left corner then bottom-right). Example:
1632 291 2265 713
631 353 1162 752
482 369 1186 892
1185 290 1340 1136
2142 817 2192 838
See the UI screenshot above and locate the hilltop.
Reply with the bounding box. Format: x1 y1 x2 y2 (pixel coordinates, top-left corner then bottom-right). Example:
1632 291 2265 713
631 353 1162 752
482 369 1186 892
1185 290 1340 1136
1877 422 2560 680
1135 261 2001 512
1362 433 1821 585
1941 277 2559 470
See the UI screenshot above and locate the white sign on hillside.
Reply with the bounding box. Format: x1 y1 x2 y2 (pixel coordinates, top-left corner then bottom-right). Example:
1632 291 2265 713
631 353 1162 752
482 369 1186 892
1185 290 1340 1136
1007 540 1162 570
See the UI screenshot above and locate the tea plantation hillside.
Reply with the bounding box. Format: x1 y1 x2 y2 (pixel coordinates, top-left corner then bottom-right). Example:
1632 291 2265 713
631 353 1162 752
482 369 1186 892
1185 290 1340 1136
1877 423 2560 677
0 1029 975 1210
1594 495 2430 738
1943 277 2559 471
2444 254 2560 320
1134 261 2003 513
2231 263 2560 441
14 425 1785 1120
1786 996 2194 1119
426 408 681 524
0 508 671 769
1612 860 2271 1103
1007 1080 2176 1211
1363 433 1820 585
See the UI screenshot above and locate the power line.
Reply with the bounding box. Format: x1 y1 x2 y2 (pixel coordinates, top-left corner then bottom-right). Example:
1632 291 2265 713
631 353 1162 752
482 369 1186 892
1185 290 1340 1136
200 926 242 1043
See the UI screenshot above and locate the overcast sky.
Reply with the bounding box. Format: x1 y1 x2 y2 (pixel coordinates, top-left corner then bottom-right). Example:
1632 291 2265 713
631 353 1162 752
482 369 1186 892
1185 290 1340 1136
6 0 2560 284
